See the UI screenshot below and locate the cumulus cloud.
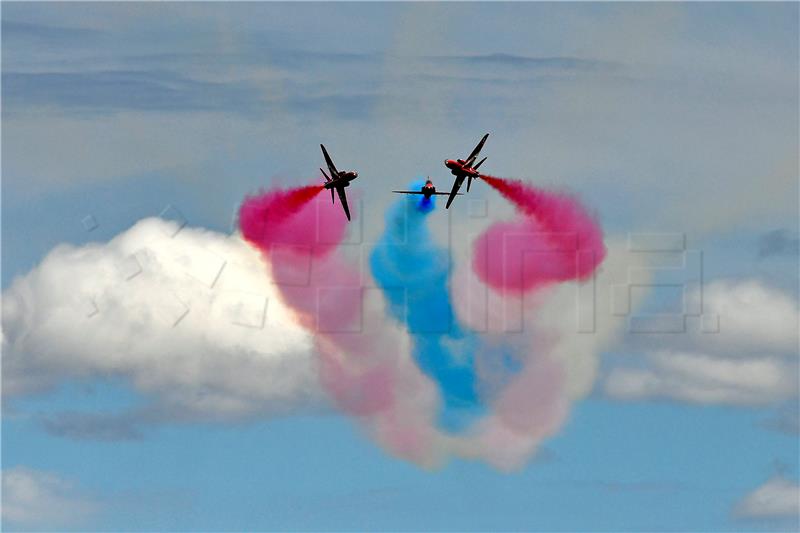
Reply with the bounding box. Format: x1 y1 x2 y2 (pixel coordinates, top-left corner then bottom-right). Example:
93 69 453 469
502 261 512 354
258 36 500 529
692 280 799 357
2 218 323 430
622 279 799 358
736 475 800 521
605 280 799 406
2 467 98 529
605 351 798 406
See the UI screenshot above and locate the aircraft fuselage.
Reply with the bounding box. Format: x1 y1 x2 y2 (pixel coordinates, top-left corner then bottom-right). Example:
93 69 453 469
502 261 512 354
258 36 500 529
421 183 436 199
323 172 357 189
445 159 480 177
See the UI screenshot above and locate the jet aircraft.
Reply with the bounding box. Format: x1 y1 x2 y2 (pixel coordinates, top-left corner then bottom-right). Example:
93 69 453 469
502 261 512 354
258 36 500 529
320 144 358 221
444 133 489 209
392 178 461 200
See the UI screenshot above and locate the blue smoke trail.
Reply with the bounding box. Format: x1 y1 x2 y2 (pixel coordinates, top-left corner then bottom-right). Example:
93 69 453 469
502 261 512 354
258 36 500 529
370 180 484 431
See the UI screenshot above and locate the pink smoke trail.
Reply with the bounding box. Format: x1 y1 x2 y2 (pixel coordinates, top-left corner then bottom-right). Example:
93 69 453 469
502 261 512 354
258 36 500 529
473 175 606 294
239 185 440 462
458 175 606 468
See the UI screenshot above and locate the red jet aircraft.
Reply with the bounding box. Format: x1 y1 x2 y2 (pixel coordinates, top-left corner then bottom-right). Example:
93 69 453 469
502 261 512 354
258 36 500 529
444 133 489 209
320 144 357 221
392 178 461 200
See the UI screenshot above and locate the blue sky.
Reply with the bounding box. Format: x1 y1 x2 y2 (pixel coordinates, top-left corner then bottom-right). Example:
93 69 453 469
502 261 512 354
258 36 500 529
2 3 798 531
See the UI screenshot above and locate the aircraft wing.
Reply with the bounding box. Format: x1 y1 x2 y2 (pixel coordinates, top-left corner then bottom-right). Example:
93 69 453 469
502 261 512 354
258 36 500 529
445 175 465 209
320 144 339 179
431 191 461 196
336 185 351 221
464 133 489 166
392 190 427 195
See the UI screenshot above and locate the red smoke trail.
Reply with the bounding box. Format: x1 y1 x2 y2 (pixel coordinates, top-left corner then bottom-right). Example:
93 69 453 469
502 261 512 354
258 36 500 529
239 185 382 400
474 175 606 294
238 183 358 330
239 184 333 256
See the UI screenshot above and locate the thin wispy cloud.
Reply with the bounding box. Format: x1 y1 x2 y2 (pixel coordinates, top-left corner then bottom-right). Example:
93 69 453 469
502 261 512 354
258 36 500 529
2 467 99 530
736 475 800 522
3 70 266 116
39 410 148 441
758 229 800 259
1 19 102 45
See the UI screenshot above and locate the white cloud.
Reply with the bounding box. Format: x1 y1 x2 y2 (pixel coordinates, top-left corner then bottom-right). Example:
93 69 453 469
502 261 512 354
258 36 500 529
2 467 98 528
736 475 800 520
2 218 322 426
605 351 798 406
605 279 799 406
690 280 799 357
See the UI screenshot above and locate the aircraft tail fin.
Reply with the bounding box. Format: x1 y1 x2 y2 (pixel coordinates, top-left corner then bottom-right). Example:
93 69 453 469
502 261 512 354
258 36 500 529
331 188 335 204
320 168 332 182
473 157 486 170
